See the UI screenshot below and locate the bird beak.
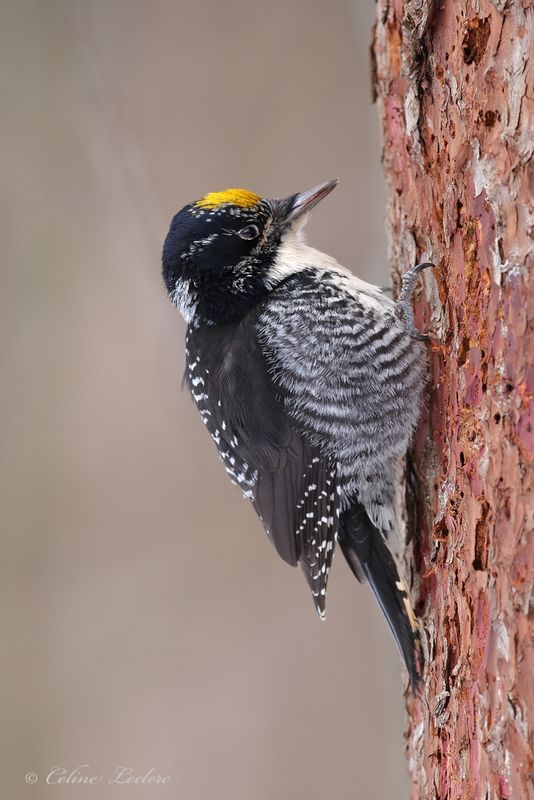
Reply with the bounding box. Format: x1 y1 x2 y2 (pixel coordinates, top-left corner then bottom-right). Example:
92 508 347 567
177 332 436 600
284 178 339 223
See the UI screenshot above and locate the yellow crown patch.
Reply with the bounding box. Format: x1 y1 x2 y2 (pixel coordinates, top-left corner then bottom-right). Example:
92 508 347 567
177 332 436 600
195 188 261 210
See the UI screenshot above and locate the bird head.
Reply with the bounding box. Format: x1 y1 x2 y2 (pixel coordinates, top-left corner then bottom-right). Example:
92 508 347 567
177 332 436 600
162 179 338 324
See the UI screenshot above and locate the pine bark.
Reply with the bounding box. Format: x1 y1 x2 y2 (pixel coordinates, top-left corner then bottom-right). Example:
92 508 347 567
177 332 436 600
372 2 533 798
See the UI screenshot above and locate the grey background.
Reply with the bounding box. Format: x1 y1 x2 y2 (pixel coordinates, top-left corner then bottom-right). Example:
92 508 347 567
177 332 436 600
1 1 409 798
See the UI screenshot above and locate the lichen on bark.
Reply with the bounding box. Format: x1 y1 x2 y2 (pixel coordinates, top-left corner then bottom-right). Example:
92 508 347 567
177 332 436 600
372 1 534 798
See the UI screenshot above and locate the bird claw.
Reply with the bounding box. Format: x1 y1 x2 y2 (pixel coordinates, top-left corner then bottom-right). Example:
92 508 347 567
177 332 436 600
396 262 434 340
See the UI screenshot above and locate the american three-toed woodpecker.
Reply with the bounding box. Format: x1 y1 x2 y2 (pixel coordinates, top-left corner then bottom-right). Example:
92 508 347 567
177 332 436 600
162 180 428 687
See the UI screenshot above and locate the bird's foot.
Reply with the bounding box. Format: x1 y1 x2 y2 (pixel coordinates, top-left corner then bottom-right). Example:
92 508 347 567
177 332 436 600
396 262 434 341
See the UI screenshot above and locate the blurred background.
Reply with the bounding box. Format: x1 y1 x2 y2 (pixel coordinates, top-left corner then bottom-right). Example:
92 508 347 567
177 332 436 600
1 1 409 798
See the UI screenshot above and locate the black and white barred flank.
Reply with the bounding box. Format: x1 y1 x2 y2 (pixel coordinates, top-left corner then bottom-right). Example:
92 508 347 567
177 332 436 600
257 265 426 530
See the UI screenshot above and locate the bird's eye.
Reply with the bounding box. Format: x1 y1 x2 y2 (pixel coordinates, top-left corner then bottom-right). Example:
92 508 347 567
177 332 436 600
238 224 260 240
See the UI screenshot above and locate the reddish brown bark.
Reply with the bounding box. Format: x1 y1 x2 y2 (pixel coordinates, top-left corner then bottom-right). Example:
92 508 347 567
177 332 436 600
372 2 533 798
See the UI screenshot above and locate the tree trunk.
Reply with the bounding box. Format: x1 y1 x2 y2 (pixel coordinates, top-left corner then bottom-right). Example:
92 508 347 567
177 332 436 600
372 2 533 798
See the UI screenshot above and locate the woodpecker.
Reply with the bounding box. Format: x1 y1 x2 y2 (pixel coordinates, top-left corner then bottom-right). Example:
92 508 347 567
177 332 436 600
162 180 429 687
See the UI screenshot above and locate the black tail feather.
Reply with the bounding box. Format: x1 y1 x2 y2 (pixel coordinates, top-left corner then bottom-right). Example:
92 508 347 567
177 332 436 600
339 504 422 690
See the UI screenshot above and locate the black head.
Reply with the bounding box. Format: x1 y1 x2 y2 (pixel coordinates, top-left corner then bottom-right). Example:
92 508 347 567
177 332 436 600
162 180 338 325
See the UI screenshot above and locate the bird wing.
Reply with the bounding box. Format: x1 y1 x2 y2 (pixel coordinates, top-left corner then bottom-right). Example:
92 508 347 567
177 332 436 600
251 433 339 617
185 312 340 616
